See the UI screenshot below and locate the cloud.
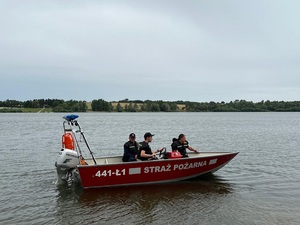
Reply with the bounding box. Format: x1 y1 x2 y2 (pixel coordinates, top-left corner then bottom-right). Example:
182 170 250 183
1 0 300 101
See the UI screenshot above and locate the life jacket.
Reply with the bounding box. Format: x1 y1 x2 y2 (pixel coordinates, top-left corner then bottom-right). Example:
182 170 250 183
62 132 75 150
172 140 189 157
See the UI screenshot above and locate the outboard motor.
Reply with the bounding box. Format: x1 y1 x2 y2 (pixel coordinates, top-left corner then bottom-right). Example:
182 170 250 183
55 149 79 185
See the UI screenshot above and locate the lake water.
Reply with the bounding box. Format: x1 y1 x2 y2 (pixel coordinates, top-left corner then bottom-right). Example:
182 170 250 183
0 112 299 225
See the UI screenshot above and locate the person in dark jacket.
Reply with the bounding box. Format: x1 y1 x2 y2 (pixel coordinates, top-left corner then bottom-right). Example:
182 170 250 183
122 133 139 162
138 132 163 161
171 134 199 157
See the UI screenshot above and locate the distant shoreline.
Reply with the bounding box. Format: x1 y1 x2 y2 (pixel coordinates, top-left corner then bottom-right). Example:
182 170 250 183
1 99 300 113
1 109 300 113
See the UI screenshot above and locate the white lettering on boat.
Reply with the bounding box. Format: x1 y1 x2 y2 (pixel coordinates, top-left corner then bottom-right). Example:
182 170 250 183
144 161 207 174
173 161 207 171
94 169 126 177
144 164 172 173
94 160 209 178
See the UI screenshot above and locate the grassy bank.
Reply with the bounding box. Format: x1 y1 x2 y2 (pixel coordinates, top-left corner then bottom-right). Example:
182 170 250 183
0 107 52 113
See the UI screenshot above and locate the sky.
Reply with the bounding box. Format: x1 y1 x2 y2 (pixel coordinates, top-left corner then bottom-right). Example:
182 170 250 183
1 0 300 102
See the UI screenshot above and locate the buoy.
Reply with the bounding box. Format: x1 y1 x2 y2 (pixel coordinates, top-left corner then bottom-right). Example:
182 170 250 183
62 133 74 150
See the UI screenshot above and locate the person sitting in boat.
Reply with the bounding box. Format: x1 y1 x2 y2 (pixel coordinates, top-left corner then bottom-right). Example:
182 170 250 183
138 132 163 161
171 134 199 158
122 133 139 162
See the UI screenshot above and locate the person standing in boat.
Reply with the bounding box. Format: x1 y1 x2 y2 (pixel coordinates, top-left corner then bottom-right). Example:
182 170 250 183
172 134 199 157
138 132 163 161
122 133 139 162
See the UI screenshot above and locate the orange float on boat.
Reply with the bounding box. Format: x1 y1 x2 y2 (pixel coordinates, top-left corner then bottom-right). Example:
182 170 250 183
62 133 74 150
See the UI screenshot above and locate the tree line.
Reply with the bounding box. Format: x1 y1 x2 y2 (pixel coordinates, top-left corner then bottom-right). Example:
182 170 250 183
0 99 87 112
1 98 300 112
93 99 300 112
184 100 300 112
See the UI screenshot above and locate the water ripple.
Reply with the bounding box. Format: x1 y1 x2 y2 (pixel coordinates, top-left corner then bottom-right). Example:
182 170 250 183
1 113 300 224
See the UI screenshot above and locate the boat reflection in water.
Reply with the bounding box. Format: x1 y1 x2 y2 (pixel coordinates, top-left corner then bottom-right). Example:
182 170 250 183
55 174 234 224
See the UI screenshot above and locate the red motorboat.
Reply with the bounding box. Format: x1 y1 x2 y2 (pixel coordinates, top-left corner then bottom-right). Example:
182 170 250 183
55 115 238 189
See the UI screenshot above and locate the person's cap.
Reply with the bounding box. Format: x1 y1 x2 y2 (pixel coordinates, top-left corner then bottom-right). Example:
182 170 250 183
129 133 136 138
144 132 155 139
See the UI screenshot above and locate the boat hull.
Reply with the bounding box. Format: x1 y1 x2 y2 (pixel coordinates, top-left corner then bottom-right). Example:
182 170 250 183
77 152 238 188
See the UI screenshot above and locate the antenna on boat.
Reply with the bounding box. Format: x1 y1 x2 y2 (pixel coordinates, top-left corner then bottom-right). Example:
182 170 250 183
74 120 97 165
63 115 97 165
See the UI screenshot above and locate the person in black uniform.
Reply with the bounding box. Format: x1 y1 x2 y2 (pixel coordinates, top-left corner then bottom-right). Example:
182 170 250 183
122 133 139 162
138 132 163 161
171 134 199 158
